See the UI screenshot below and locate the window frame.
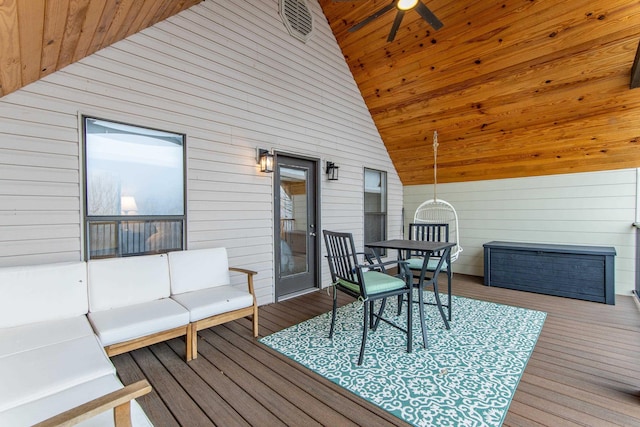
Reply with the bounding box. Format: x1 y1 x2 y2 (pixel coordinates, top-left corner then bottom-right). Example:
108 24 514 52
363 168 388 256
81 116 187 260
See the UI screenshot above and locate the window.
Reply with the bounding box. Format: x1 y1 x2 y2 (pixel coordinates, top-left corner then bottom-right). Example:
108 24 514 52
83 117 185 259
364 168 387 253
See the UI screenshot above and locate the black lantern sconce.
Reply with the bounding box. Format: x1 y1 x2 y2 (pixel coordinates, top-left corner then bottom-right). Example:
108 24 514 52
256 148 274 173
326 161 339 181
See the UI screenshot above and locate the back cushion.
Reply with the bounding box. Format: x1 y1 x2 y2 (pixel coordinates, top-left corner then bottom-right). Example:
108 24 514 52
168 248 230 295
87 254 170 312
0 262 88 328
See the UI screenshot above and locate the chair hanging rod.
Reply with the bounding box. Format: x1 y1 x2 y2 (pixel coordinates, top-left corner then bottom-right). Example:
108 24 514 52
433 130 438 200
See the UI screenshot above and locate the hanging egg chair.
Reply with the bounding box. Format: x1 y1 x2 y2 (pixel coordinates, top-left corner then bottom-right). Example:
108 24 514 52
413 131 463 263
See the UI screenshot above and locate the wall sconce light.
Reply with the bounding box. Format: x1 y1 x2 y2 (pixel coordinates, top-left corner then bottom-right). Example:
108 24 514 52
256 148 274 173
326 161 339 181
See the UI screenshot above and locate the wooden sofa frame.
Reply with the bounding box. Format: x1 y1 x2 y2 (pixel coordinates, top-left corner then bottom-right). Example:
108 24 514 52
187 267 258 360
103 324 194 361
34 380 152 427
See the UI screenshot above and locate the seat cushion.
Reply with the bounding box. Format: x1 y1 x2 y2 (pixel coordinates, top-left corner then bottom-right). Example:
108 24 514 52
0 315 94 359
0 334 114 412
88 254 171 312
168 247 230 294
338 271 406 295
0 374 152 427
407 257 448 271
0 262 87 328
88 298 189 346
171 285 254 322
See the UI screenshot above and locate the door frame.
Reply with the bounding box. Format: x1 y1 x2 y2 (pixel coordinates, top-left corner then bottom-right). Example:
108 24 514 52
273 152 322 301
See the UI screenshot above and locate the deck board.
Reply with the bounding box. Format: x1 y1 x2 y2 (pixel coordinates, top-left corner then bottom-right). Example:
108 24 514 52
112 274 640 426
153 341 251 427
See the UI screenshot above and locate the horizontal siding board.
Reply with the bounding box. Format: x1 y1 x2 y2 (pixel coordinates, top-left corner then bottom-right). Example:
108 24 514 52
0 211 79 226
0 181 79 197
462 219 633 234
461 208 633 222
0 195 80 211
0 136 79 157
1 224 80 241
0 105 76 132
0 237 79 257
0 252 80 267
0 165 78 183
0 118 78 142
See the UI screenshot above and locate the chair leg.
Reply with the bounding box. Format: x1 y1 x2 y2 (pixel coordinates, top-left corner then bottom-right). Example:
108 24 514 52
329 287 338 338
432 279 450 330
396 294 403 315
358 302 370 365
406 290 413 354
447 268 453 321
371 298 386 331
418 285 428 349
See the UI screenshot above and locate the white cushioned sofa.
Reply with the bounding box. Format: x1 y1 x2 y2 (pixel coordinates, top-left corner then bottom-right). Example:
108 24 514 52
168 247 259 359
87 254 193 361
0 247 258 425
0 262 152 426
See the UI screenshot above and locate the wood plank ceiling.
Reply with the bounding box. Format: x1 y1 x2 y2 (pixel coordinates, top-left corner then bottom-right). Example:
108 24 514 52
0 0 201 97
319 0 640 185
1 0 640 185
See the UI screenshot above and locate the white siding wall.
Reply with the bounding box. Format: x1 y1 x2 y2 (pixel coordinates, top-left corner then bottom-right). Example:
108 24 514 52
0 1 403 305
404 169 637 296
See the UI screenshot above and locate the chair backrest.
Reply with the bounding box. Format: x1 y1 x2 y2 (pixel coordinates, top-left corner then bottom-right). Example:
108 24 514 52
413 198 462 262
168 247 230 295
408 223 449 258
0 262 88 328
87 254 171 312
322 230 365 298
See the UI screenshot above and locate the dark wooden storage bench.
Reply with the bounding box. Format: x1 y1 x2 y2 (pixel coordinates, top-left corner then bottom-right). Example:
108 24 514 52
483 241 616 304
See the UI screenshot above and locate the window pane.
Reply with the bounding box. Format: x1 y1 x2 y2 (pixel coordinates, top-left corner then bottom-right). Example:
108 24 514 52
85 118 184 216
279 167 309 277
88 220 183 258
364 169 387 249
364 213 386 242
364 169 386 213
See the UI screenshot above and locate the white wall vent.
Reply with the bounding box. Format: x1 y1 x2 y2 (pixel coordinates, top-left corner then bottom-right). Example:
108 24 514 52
279 0 313 43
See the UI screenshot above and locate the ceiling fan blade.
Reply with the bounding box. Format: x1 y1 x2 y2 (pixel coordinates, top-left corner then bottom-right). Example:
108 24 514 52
349 2 396 33
387 10 405 42
416 2 443 30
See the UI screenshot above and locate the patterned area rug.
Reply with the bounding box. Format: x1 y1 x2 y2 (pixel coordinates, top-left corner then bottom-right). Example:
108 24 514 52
260 293 546 427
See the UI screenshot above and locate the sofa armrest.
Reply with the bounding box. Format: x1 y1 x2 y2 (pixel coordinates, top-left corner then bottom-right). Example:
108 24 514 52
229 267 257 294
33 380 152 427
228 267 259 338
228 267 257 276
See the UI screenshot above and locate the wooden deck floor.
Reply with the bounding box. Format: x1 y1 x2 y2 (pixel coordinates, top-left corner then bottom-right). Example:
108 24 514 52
112 274 640 426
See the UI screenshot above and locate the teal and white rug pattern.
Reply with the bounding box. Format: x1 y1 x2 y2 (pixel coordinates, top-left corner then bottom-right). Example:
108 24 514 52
260 293 546 427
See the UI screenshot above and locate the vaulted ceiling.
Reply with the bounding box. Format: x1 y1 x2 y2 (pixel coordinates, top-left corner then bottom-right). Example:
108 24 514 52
2 0 640 186
319 0 640 185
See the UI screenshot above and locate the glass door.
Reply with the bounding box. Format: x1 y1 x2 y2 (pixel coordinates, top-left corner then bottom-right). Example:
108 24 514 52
274 155 319 300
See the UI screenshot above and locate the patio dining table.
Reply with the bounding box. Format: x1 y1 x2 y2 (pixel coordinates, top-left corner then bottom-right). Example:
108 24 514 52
365 239 455 349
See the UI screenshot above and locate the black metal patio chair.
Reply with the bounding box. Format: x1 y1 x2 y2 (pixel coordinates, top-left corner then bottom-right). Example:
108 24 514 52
405 223 452 331
323 230 413 365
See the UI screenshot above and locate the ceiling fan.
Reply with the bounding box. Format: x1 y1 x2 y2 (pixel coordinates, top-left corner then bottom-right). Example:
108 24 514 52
344 0 443 42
